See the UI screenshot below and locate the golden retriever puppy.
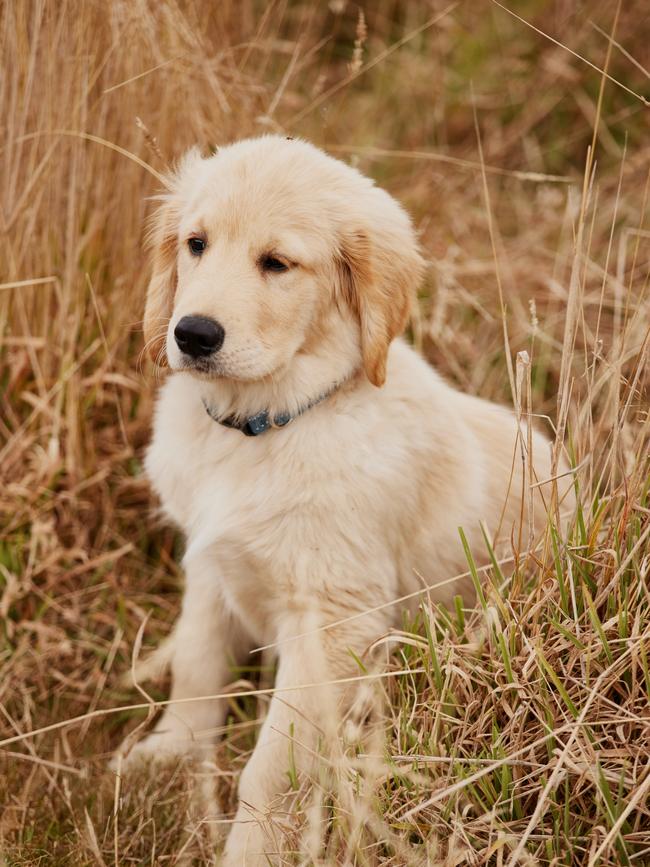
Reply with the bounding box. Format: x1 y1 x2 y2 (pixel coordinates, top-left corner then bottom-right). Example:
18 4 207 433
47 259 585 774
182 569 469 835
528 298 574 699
121 135 573 865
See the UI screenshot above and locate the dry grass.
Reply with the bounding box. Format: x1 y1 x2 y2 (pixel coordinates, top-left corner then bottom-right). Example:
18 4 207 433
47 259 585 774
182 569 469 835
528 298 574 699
1 1 649 864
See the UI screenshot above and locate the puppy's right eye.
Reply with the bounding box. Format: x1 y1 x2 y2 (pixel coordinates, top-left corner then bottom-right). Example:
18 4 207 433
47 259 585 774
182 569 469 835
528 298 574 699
188 237 206 256
260 255 289 273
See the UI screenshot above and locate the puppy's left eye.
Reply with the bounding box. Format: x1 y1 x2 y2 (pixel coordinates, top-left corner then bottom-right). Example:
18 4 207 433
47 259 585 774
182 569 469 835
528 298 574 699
260 255 289 273
188 237 206 256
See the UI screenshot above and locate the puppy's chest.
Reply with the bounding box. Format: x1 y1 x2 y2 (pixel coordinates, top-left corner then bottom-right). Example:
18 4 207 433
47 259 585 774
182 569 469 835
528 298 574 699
148 406 340 568
149 423 351 636
149 425 290 542
146 383 415 635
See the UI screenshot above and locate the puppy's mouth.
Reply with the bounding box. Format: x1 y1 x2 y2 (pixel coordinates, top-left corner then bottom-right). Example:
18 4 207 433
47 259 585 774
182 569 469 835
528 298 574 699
177 356 217 376
174 353 280 383
174 355 230 381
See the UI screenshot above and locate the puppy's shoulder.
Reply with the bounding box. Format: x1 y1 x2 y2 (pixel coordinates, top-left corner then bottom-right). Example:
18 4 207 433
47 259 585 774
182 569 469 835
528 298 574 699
380 339 468 434
384 339 449 396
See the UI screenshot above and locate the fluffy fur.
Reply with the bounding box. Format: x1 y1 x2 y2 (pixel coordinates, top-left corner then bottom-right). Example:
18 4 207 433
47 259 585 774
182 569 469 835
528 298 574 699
122 135 574 865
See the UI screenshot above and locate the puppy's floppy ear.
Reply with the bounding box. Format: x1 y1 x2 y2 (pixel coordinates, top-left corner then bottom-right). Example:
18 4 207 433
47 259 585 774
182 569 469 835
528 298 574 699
143 197 179 365
143 147 203 365
338 198 424 387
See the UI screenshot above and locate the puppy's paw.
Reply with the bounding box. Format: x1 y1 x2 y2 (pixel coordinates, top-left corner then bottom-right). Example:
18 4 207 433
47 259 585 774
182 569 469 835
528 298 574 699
220 825 270 867
343 679 380 746
110 728 204 773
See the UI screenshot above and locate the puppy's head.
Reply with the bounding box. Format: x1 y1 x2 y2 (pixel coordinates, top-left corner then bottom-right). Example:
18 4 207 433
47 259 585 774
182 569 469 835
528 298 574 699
143 136 424 387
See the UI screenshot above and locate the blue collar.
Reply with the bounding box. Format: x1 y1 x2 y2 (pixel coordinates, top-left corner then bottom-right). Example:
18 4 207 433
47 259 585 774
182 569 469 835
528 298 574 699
202 382 342 437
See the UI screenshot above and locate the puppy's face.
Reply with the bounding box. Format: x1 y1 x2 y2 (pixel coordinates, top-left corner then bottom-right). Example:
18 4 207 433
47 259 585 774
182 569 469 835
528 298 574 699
144 137 424 387
167 159 342 381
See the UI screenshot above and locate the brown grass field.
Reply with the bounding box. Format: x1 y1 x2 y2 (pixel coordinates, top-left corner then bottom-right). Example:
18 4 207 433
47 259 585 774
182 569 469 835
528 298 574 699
1 1 649 864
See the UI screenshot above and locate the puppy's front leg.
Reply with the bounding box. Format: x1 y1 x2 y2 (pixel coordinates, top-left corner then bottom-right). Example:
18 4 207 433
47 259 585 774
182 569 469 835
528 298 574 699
221 612 387 867
120 549 249 765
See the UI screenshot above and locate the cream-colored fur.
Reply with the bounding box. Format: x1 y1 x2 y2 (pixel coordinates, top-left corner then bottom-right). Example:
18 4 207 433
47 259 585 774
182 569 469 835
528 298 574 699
121 136 573 865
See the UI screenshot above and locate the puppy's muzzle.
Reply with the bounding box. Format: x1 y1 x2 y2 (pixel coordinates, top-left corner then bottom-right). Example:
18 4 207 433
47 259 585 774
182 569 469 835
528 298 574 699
174 315 225 358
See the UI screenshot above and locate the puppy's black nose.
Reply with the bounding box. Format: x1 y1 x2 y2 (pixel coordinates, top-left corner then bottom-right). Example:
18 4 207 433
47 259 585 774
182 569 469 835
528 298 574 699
174 315 225 358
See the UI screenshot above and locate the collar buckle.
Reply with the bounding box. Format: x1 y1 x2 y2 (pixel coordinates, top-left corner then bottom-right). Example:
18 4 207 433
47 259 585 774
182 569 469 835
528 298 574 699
203 380 343 437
